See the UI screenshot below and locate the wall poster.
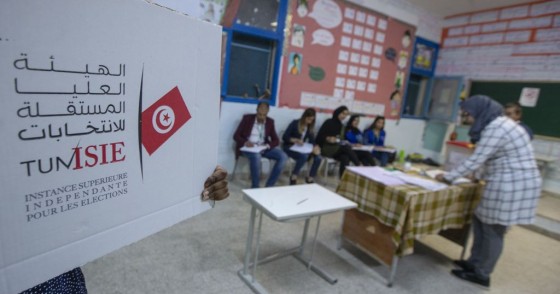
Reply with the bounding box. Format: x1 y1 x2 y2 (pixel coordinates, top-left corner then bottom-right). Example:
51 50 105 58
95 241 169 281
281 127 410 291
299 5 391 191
279 0 416 118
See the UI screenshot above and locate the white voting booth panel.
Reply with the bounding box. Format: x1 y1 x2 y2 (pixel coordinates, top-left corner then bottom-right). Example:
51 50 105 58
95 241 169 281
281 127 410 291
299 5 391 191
0 1 221 292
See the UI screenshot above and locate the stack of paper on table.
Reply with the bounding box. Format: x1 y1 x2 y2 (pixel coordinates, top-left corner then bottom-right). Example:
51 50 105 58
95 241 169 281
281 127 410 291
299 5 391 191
425 169 472 185
346 166 450 191
393 173 448 191
289 142 313 154
346 166 406 186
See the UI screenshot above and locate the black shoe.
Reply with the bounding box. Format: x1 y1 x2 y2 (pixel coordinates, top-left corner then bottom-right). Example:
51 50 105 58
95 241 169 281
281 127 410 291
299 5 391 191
289 177 297 185
305 177 315 184
451 269 490 289
453 260 475 272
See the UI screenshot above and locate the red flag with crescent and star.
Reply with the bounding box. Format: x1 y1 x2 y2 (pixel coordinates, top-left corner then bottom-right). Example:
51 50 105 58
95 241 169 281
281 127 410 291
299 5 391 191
141 86 191 155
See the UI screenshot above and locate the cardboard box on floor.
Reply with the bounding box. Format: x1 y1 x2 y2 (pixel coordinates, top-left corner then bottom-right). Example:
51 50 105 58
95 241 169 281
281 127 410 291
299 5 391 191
0 1 221 292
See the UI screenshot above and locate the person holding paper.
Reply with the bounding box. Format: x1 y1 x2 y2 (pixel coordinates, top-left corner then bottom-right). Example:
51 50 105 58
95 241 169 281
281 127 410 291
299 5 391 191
436 95 541 289
504 102 533 140
344 115 376 166
282 108 322 185
316 106 361 178
363 116 390 166
20 167 230 294
233 101 287 188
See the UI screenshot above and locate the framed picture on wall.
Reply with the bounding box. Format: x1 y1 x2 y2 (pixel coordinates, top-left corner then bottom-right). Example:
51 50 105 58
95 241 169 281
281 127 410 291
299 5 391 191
411 37 438 76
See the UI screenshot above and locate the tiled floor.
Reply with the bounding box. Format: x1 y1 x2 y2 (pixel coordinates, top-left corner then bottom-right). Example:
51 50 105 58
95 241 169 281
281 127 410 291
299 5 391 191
82 178 560 294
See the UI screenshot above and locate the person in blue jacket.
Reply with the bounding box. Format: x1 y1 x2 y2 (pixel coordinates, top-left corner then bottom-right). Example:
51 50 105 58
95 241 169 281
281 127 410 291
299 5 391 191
364 116 389 166
282 108 322 185
344 115 376 166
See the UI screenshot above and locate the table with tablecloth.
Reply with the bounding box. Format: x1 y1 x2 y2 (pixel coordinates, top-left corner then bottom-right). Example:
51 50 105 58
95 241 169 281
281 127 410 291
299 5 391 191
335 168 482 285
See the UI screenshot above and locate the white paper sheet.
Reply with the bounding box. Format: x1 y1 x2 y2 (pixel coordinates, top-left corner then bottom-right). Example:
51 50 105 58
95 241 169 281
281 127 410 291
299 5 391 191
425 169 472 185
240 145 268 153
289 142 313 154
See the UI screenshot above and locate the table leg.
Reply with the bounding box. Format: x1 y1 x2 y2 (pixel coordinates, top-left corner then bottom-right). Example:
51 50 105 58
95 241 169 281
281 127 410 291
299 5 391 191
387 256 399 287
337 212 345 250
294 216 338 284
460 225 471 260
299 218 310 255
242 206 257 275
252 211 264 282
307 216 322 270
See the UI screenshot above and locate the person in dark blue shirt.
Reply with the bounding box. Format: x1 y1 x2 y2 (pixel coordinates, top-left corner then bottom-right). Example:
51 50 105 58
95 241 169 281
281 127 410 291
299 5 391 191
504 102 533 140
363 116 390 166
345 115 376 166
282 108 322 185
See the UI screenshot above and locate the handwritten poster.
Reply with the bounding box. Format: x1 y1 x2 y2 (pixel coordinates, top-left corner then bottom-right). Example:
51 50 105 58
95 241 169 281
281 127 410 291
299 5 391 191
0 0 221 293
519 87 540 107
279 0 416 119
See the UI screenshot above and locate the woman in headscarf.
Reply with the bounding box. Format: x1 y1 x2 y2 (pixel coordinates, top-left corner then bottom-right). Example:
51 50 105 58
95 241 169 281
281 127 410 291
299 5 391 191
436 95 541 289
344 115 376 166
316 106 361 177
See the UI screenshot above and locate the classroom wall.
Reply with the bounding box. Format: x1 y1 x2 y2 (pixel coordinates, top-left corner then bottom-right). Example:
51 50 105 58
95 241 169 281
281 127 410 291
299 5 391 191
436 0 560 193
148 0 449 183
347 0 443 43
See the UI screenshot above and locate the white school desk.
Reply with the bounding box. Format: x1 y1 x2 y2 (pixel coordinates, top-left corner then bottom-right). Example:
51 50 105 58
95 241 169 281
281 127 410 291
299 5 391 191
238 184 357 294
535 154 557 179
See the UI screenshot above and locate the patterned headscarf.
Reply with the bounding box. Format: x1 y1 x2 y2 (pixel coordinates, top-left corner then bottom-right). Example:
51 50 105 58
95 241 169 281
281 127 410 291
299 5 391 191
461 95 504 143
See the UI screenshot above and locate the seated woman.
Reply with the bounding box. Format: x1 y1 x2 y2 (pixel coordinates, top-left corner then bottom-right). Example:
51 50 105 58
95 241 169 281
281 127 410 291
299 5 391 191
363 116 390 166
344 115 376 166
282 108 322 185
316 106 362 178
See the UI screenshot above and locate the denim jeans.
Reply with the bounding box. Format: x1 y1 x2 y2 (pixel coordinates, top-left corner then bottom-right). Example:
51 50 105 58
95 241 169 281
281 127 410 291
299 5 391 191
242 147 287 188
284 149 322 178
372 151 389 166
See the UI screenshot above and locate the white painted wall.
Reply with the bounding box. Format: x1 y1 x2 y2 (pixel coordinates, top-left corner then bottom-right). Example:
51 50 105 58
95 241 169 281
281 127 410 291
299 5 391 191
347 0 443 43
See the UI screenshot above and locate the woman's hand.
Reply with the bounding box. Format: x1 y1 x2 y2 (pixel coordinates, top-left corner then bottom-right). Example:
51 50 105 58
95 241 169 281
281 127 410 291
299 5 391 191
312 145 321 155
435 174 445 182
245 141 254 147
327 136 337 144
201 165 229 202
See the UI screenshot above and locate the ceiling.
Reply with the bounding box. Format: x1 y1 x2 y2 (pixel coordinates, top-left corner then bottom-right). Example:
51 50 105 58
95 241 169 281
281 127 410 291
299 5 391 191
405 0 534 17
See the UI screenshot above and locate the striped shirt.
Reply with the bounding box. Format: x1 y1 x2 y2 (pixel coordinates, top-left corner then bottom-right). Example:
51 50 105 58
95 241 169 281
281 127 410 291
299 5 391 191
445 116 541 225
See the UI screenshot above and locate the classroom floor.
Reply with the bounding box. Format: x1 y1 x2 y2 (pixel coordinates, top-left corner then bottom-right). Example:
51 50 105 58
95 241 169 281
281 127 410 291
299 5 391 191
81 177 560 294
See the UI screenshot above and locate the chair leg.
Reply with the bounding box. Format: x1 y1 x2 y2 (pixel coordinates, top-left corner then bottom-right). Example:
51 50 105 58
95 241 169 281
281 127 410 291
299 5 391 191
231 160 238 181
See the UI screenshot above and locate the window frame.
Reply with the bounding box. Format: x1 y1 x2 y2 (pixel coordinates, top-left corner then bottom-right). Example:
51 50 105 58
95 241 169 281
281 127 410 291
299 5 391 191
221 0 289 106
401 37 438 119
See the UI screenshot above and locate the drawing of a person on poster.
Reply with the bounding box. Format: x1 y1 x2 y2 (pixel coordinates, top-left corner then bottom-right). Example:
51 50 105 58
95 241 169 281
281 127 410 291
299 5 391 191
291 24 305 48
401 30 412 48
389 89 402 116
297 0 309 17
289 52 302 75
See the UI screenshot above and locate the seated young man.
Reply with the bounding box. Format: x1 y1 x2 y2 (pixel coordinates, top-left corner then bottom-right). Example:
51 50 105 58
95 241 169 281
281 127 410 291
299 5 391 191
504 102 533 140
233 102 287 188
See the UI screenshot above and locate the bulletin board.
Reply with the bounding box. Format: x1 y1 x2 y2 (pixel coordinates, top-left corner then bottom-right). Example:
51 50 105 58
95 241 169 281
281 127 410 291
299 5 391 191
469 81 560 138
278 0 416 119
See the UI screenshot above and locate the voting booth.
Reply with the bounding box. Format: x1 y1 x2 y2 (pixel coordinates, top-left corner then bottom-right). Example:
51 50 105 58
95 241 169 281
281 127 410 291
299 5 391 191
0 1 221 292
443 141 474 171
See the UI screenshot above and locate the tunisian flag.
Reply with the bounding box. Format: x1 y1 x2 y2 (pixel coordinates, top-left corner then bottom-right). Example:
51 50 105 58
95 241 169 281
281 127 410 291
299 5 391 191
142 86 191 155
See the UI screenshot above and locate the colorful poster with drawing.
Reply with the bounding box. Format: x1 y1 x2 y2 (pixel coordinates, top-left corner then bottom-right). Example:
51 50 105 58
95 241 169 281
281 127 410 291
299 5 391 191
279 0 416 118
289 52 302 75
291 24 306 48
